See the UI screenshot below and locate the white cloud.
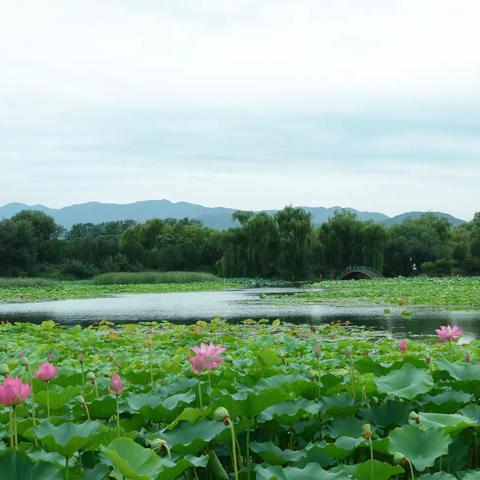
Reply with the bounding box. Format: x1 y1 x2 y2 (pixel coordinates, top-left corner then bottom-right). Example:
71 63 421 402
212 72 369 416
0 1 478 219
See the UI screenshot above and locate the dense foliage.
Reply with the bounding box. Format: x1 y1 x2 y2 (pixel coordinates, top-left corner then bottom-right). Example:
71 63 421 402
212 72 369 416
1 208 479 280
0 320 480 479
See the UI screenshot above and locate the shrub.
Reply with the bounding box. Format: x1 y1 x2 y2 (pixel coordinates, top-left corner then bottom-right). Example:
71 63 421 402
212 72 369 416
93 271 218 285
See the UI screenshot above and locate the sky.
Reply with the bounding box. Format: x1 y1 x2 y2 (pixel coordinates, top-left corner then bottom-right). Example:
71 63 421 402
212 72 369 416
0 0 479 219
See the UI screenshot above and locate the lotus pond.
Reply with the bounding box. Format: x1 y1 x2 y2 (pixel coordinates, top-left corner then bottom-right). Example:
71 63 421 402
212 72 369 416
1 319 480 479
270 277 480 308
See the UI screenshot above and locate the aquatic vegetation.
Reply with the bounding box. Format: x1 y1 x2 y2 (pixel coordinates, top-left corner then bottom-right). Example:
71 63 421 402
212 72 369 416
0 279 247 303
0 319 479 478
272 277 480 308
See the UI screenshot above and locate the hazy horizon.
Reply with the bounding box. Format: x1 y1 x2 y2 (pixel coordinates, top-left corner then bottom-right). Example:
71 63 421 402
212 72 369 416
1 1 478 219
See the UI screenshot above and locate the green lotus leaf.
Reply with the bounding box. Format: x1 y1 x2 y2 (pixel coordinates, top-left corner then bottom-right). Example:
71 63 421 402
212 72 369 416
158 419 228 455
126 391 196 421
88 395 117 419
375 363 434 400
250 441 307 465
156 454 209 480
257 400 321 425
359 400 411 431
34 420 102 457
255 463 350 480
321 394 360 416
34 385 82 412
326 416 365 438
352 459 404 480
415 412 477 434
388 425 452 471
100 436 163 480
436 359 480 382
461 403 480 421
81 464 110 480
0 450 62 480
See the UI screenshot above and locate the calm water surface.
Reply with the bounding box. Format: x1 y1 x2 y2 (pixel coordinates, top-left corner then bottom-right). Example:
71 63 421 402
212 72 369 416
1 288 479 340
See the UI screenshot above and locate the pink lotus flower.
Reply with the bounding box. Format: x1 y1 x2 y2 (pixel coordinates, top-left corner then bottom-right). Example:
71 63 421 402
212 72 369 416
35 363 58 382
0 377 31 406
189 342 226 374
110 372 124 395
435 325 463 343
399 340 408 352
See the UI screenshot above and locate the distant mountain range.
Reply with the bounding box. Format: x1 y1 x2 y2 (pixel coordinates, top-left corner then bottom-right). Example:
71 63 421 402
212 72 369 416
0 200 466 230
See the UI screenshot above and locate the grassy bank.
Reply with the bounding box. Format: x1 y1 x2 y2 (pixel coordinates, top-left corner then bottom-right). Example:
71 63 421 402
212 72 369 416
93 271 218 285
0 319 478 478
269 276 480 308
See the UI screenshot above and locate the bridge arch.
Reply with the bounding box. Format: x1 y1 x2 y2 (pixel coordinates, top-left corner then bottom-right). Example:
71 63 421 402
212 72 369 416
338 266 383 280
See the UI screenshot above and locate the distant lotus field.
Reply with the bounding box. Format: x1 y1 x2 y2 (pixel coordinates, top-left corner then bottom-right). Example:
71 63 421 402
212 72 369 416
0 319 479 479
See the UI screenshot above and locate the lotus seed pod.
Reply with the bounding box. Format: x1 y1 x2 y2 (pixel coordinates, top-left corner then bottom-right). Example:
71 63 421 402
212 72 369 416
20 356 29 366
371 396 379 404
393 453 404 464
362 423 373 439
0 363 9 375
86 371 96 381
214 407 230 422
308 369 317 379
74 395 86 404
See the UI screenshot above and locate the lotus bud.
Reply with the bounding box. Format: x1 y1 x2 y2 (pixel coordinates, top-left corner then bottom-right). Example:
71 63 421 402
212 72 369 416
47 352 55 363
393 452 404 464
371 396 379 404
409 411 420 423
0 363 9 375
20 356 29 367
214 407 230 422
145 337 153 347
466 351 471 363
78 353 85 364
362 423 373 439
314 344 321 357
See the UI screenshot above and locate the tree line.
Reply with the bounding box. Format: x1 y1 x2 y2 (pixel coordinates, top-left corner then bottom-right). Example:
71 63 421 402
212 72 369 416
0 208 479 280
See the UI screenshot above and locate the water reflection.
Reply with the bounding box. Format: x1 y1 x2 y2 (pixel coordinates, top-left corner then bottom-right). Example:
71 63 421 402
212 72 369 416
0 288 479 339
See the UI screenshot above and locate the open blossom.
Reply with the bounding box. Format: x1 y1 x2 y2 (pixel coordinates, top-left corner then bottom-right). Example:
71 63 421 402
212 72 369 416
189 342 226 374
399 340 408 352
435 325 463 343
35 363 58 382
0 377 31 406
110 372 124 395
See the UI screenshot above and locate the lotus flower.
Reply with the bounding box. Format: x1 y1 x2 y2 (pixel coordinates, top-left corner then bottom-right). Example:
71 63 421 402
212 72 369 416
435 325 463 343
110 372 124 395
35 363 58 381
0 377 31 406
189 342 226 374
399 340 408 352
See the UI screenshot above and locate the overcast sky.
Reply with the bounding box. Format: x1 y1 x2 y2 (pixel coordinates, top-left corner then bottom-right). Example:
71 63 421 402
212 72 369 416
0 0 479 219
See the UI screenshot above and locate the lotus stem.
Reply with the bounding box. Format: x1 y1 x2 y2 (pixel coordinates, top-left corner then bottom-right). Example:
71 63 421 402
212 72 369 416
13 406 18 450
246 428 250 480
197 381 204 409
116 394 120 435
65 456 69 480
9 408 14 449
227 419 239 480
46 381 51 419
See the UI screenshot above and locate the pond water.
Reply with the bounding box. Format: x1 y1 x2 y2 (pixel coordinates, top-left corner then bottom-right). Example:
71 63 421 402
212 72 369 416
1 287 479 340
